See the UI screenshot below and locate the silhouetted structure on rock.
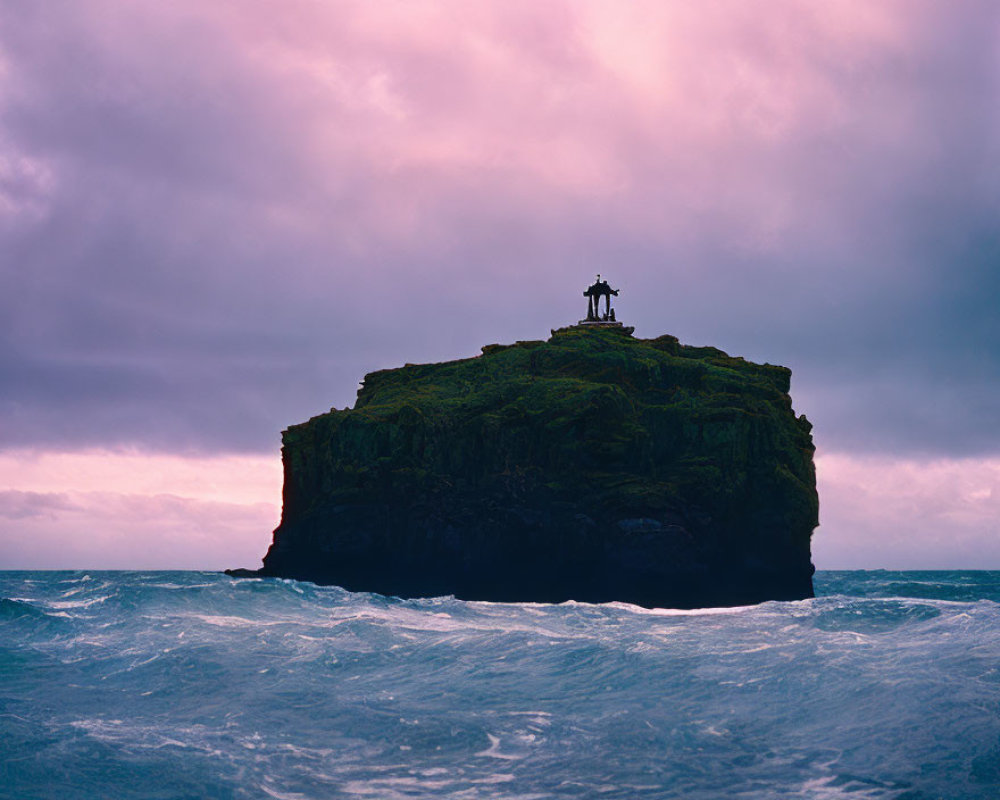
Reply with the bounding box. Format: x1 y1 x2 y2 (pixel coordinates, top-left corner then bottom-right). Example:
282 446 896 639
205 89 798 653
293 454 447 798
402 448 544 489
583 274 619 321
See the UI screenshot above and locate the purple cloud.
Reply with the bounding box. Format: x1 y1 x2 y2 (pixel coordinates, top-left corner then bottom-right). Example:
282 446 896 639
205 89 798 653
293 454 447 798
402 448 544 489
0 0 998 458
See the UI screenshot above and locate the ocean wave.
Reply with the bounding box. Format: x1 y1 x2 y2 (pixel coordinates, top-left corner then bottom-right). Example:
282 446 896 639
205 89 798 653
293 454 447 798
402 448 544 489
0 596 55 620
2 570 1000 799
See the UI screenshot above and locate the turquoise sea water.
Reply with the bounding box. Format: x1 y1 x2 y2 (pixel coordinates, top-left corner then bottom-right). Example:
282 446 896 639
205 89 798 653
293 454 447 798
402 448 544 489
2 570 1000 799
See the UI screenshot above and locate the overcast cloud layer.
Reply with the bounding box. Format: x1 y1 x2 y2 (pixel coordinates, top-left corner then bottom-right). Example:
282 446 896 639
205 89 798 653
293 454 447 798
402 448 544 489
1 2 999 568
2 1 997 457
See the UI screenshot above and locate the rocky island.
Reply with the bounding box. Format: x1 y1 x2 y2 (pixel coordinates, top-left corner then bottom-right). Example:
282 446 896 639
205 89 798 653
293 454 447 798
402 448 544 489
231 278 818 608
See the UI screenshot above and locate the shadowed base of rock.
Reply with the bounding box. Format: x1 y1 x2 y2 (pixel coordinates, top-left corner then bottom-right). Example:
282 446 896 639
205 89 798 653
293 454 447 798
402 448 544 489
228 554 813 609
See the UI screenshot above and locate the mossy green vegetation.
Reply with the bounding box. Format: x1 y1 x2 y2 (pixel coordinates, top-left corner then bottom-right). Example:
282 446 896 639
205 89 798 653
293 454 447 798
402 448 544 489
258 326 818 608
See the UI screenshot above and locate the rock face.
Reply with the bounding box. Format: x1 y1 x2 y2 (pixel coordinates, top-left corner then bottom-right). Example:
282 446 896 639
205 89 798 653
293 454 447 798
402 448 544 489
247 326 818 608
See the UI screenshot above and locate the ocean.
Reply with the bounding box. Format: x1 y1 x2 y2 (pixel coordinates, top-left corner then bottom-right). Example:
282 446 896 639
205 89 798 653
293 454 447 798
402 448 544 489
2 571 999 799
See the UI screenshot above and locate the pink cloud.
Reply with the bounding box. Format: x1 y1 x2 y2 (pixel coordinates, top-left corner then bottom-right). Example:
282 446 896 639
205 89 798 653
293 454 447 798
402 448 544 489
3 447 1000 570
0 490 277 570
0 449 281 505
4 0 938 252
814 452 1000 568
0 450 280 568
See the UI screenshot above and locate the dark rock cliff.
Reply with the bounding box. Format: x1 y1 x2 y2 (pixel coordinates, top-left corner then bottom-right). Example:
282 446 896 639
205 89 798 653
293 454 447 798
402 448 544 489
239 326 818 608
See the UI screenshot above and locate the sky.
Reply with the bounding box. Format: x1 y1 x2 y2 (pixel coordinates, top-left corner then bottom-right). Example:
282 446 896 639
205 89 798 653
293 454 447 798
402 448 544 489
1 1 999 570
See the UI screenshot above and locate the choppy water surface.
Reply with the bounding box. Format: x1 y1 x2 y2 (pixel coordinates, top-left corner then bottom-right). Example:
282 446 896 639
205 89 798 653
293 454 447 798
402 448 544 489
2 570 1000 799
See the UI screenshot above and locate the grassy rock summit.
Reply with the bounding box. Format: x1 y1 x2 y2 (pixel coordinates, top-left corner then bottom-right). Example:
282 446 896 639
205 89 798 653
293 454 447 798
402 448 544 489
238 325 818 608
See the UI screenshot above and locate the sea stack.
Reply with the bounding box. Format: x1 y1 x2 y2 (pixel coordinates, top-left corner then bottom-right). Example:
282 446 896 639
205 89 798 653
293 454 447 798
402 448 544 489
235 279 818 608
